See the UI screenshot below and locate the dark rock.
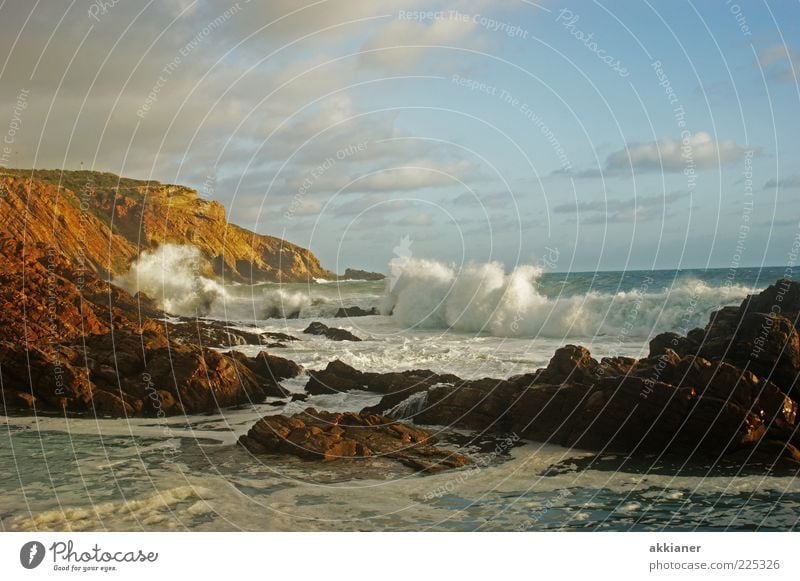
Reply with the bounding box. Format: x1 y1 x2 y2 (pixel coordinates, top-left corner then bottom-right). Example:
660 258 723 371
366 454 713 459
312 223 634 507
649 332 697 358
307 360 461 408
339 268 385 281
302 321 362 341
536 345 601 385
262 331 300 343
334 306 379 317
238 408 470 473
0 237 300 417
740 278 800 316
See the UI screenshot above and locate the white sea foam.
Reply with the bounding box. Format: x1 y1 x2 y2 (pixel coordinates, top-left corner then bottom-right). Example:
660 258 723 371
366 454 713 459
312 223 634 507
382 258 750 339
115 244 310 319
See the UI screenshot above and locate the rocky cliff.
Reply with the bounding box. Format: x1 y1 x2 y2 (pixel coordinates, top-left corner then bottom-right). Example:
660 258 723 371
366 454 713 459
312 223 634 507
0 169 334 282
0 233 302 416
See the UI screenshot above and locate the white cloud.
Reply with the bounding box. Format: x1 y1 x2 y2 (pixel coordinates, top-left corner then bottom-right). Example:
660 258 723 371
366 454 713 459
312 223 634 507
759 43 799 82
605 132 752 173
554 190 692 223
763 175 800 190
359 17 479 72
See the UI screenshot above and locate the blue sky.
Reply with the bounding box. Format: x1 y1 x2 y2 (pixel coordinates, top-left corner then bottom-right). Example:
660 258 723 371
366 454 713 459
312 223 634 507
1 0 799 273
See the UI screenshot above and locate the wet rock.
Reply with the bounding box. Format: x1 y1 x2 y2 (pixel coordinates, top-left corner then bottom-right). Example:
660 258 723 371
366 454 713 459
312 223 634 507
303 321 362 342
334 306 379 317
535 345 601 386
339 268 385 281
262 331 300 343
0 235 301 417
238 408 470 473
307 359 461 408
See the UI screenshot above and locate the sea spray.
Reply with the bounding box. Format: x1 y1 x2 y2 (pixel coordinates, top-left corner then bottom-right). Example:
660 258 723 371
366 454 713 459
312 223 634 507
385 390 430 419
382 258 752 339
115 244 310 319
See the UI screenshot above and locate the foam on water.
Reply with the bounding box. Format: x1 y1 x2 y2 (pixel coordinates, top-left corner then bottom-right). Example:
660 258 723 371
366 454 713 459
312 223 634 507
382 258 752 338
115 244 312 319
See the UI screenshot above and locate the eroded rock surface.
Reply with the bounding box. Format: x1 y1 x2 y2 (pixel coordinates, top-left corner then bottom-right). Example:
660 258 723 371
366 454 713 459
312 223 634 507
238 408 471 472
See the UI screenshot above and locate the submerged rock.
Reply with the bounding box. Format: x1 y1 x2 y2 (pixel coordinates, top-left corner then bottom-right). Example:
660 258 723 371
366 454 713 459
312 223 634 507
303 321 362 341
238 408 470 473
306 359 460 406
334 306 379 318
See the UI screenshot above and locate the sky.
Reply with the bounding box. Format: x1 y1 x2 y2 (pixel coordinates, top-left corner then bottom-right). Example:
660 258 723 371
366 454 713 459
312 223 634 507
1 0 799 274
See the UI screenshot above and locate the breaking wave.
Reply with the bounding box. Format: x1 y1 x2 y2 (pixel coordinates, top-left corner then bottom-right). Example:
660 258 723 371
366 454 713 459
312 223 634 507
381 258 751 339
115 244 310 319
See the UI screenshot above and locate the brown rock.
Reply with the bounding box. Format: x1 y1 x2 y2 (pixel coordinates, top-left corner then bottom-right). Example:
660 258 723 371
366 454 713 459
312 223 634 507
239 408 470 473
303 321 362 342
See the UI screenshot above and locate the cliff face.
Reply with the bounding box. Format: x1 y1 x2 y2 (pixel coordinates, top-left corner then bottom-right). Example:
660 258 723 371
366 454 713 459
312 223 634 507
0 169 334 282
0 233 300 416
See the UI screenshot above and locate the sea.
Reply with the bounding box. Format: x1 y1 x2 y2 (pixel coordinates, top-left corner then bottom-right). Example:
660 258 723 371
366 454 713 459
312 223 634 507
2 261 799 531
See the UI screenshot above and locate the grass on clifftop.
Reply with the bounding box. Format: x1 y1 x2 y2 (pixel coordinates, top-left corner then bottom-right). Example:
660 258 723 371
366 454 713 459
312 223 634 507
0 168 170 196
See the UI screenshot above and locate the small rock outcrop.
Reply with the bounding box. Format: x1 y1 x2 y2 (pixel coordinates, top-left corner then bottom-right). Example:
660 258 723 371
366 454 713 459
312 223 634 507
303 322 362 342
238 408 471 472
339 268 385 281
334 306 379 318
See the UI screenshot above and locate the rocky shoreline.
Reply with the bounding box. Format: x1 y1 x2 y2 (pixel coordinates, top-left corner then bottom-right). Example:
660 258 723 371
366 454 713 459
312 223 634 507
2 207 799 471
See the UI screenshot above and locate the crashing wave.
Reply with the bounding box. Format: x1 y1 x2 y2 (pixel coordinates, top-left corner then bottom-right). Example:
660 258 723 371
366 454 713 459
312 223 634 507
381 258 751 339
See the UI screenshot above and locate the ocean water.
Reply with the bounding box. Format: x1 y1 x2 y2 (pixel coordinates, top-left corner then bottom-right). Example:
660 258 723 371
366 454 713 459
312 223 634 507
2 264 798 531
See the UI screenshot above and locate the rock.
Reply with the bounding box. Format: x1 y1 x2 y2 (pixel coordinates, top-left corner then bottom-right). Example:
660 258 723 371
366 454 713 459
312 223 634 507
649 332 697 358
307 360 461 407
231 350 303 382
302 321 362 341
334 306 379 317
167 322 305 349
262 331 300 343
238 408 470 473
339 268 385 281
291 393 308 402
535 345 601 385
0 235 301 417
306 360 367 395
0 171 335 286
360 341 799 467
740 278 800 316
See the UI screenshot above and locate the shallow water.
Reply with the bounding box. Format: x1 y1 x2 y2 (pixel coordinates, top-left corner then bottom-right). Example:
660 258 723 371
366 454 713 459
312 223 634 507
2 265 798 531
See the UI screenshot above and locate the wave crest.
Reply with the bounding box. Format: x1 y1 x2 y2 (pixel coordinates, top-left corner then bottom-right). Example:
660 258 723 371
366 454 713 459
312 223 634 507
381 258 750 339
